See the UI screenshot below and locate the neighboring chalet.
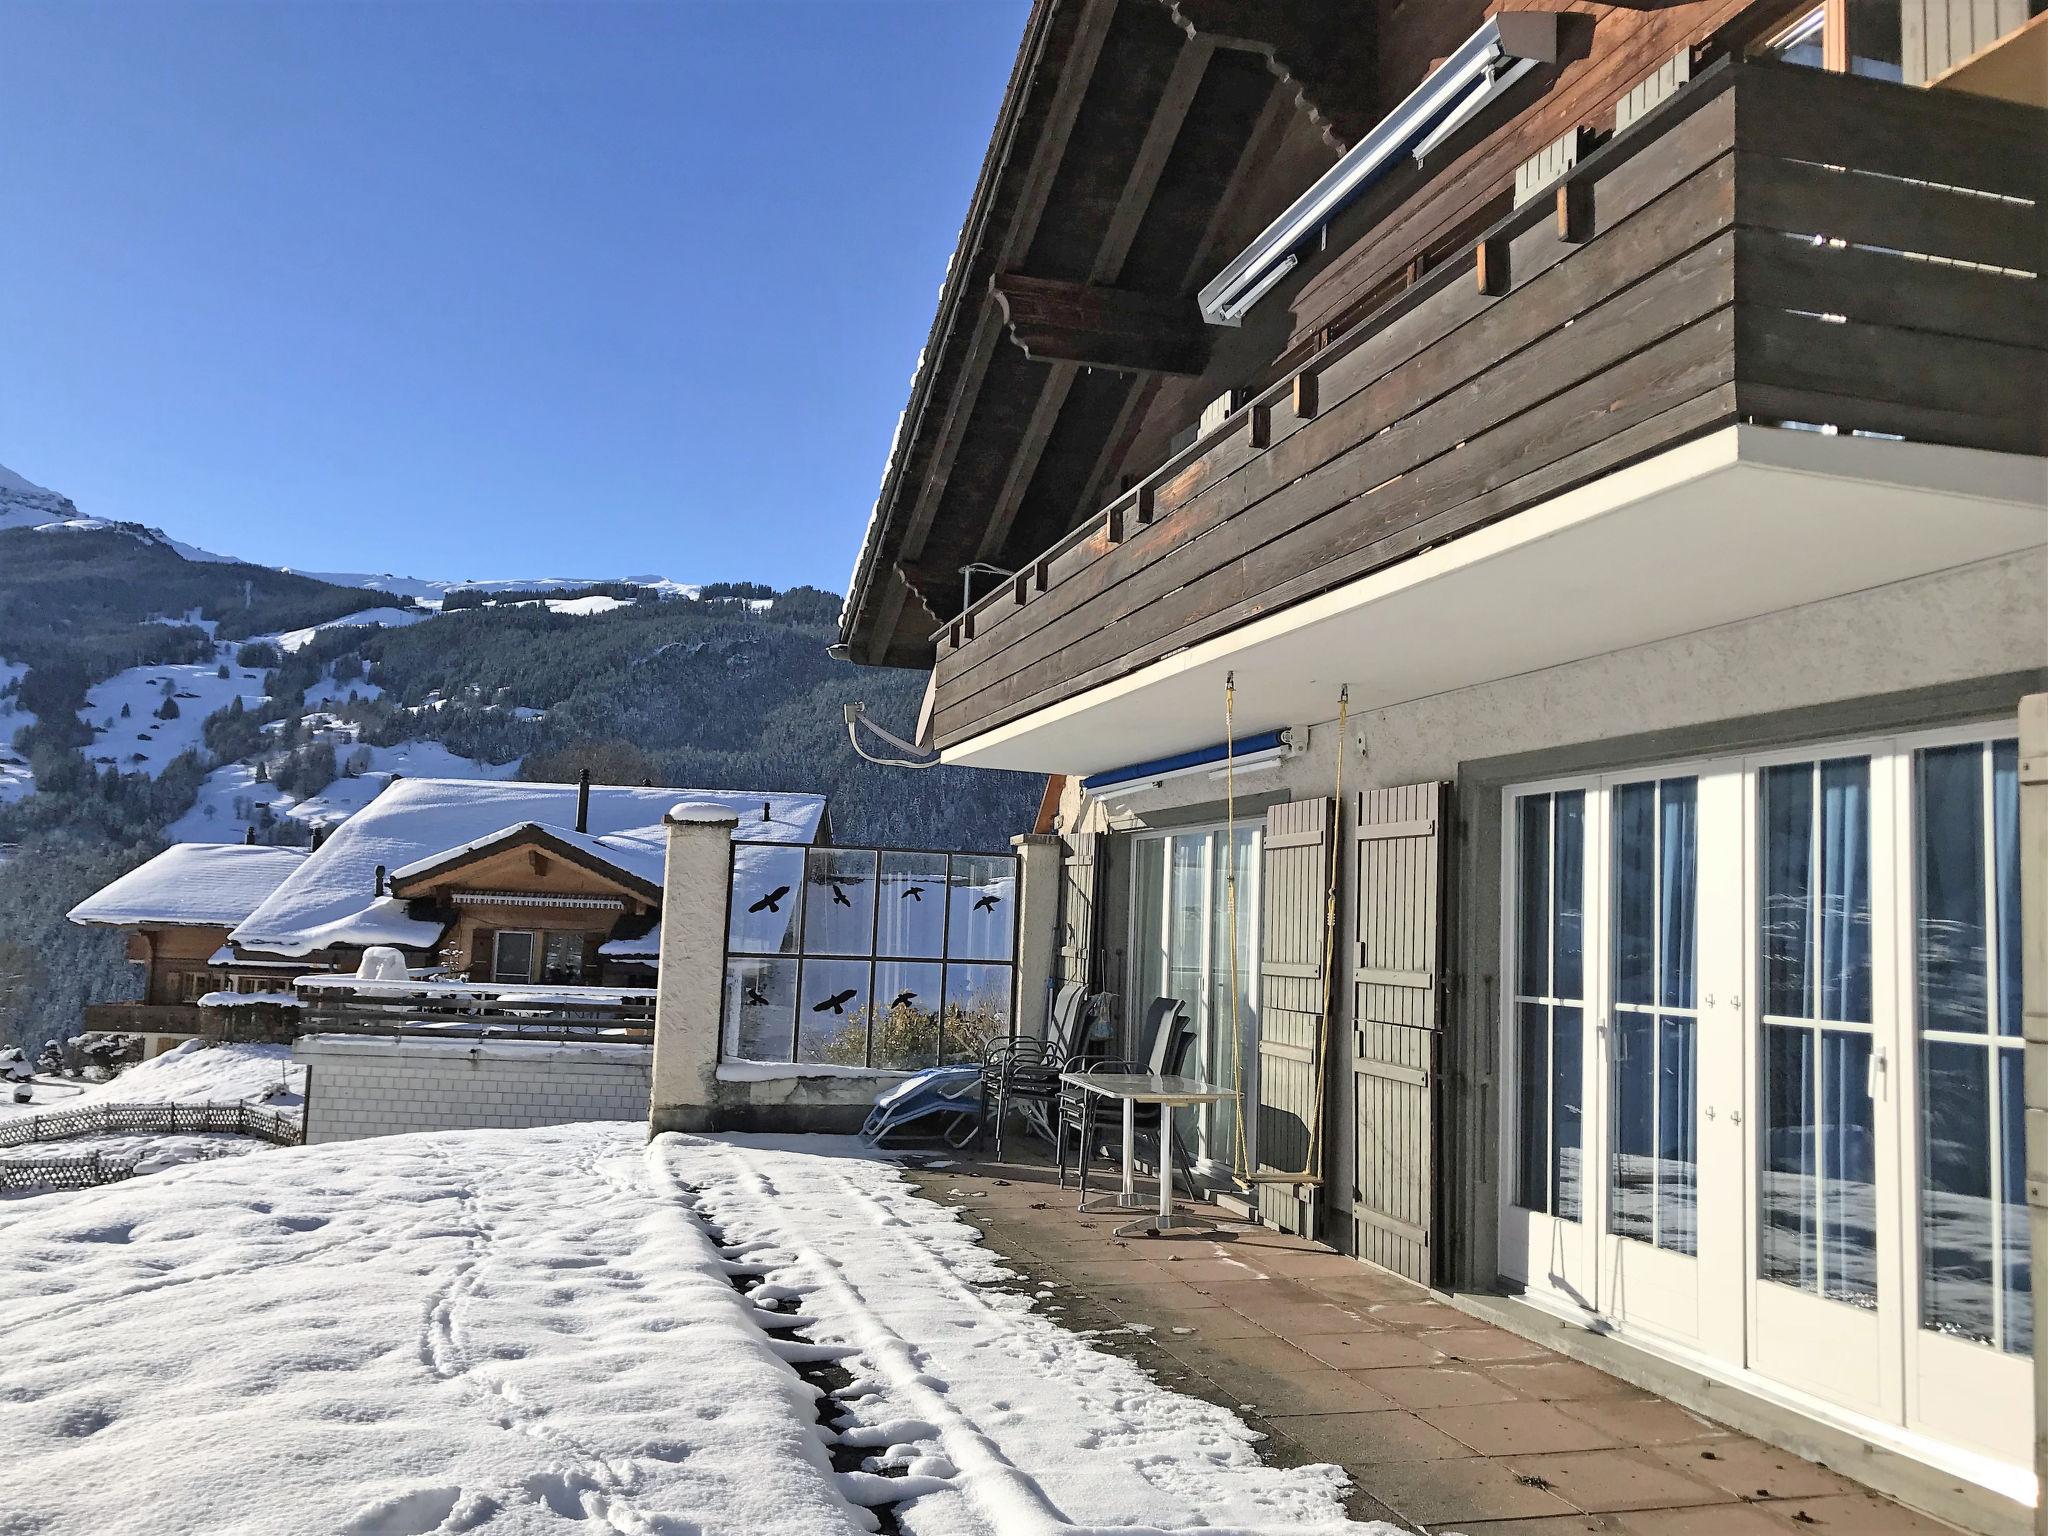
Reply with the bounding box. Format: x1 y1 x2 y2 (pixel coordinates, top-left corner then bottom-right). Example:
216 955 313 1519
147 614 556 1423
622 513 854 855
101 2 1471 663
838 1 2045 1527
71 776 829 1050
67 842 312 1050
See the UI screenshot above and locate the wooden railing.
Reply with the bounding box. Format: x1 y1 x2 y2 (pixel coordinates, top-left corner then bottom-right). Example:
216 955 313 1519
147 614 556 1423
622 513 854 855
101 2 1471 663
928 59 2045 750
294 976 656 1042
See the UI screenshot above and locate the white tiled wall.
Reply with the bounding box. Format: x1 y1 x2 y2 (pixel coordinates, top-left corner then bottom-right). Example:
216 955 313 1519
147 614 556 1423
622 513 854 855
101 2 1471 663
297 1038 651 1144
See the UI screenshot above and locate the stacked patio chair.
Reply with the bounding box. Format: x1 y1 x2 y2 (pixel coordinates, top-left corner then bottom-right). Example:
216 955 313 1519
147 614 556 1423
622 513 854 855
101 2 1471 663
977 981 1104 1159
1056 997 1201 1203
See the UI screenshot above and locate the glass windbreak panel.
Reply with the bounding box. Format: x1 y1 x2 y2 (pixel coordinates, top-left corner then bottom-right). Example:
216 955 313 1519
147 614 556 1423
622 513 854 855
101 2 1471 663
803 848 876 957
1608 776 1699 1253
942 962 1012 1064
1201 824 1259 1166
729 844 805 955
1131 838 1167 1023
1759 758 1877 1307
796 958 872 1065
870 961 944 1071
1512 790 1584 1220
947 854 1017 962
725 957 797 1062
1915 737 2029 1354
492 930 534 983
875 852 948 959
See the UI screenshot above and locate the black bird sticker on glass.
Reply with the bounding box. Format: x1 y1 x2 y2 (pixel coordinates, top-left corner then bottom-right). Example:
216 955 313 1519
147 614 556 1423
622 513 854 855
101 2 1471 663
749 885 790 915
812 989 858 1015
890 991 918 1010
829 881 851 907
743 984 770 1007
900 885 925 901
973 893 1001 912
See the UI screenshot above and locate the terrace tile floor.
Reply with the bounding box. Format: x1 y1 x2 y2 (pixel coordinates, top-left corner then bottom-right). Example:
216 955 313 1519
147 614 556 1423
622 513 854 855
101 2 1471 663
904 1157 1964 1535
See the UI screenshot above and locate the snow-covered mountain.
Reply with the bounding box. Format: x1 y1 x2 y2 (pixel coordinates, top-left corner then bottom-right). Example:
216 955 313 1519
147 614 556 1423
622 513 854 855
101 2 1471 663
0 461 691 597
0 462 237 561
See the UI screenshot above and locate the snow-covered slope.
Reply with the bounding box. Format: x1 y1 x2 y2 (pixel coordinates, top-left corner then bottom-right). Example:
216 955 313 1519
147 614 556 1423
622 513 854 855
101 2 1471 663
80 644 269 778
0 462 237 559
302 571 699 605
166 740 522 843
267 605 427 653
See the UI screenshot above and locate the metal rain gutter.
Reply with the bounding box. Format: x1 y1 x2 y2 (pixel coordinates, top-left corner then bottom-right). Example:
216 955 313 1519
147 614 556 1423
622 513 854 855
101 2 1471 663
1197 13 1562 326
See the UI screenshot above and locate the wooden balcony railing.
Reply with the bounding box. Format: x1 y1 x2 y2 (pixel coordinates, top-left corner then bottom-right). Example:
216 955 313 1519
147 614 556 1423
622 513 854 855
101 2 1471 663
929 58 2045 751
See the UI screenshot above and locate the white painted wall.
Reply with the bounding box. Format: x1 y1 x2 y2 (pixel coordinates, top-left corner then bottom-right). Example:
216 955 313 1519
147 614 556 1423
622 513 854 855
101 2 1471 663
296 1035 650 1144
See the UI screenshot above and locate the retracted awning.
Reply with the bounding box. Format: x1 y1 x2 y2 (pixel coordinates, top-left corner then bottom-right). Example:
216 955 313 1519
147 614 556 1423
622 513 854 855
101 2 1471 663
1198 13 1564 326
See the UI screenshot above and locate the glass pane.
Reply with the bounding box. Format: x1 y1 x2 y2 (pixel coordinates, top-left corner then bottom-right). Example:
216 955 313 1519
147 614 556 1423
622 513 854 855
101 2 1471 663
796 958 872 1065
1553 792 1585 1001
1845 0 1903 80
1612 782 1655 1007
947 854 1017 962
1517 1001 1551 1212
1820 1029 1877 1307
729 844 804 955
1658 1014 1698 1256
942 962 1012 1064
540 932 584 983
1660 779 1698 1010
1761 1023 1818 1289
724 957 796 1062
1994 741 2021 1038
1762 764 1814 1019
1760 6 1826 68
1920 1039 1994 1344
1819 758 1872 1024
1609 1010 1657 1243
870 960 944 1071
1517 795 1550 997
1204 826 1258 1164
802 847 876 957
1131 838 1166 1031
875 851 948 959
494 930 534 983
1552 1004 1583 1222
2001 1048 2032 1354
1917 743 1987 1034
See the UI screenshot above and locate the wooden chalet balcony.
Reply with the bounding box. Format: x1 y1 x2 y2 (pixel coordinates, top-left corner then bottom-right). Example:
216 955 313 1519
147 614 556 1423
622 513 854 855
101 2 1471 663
928 59 2045 754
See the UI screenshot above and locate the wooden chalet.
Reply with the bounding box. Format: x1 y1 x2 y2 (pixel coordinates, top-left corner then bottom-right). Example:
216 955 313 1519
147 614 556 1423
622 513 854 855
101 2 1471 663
838 2 2048 1526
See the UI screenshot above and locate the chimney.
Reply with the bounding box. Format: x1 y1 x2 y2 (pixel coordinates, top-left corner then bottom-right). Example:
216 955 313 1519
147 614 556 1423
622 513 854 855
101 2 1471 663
244 826 256 846
373 864 386 898
576 769 592 834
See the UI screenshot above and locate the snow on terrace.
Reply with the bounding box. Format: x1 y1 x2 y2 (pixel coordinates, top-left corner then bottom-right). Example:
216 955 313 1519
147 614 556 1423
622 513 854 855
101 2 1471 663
80 644 268 778
0 1127 1388 1536
230 777 826 957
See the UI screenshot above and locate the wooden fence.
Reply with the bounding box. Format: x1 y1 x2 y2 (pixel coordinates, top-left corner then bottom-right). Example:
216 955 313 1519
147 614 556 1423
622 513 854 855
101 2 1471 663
0 1100 304 1151
0 1152 141 1195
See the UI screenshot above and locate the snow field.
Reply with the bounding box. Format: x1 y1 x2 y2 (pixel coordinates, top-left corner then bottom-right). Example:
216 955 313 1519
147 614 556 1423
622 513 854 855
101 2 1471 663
269 606 428 653
0 1042 304 1121
80 644 268 779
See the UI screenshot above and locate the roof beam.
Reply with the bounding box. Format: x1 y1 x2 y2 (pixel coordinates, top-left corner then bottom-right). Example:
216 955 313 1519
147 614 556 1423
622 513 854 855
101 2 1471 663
990 272 1211 377
1153 0 1376 149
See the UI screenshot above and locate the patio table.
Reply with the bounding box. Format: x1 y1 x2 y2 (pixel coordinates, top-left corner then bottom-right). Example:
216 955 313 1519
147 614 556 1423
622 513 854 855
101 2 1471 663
1059 1071 1229 1237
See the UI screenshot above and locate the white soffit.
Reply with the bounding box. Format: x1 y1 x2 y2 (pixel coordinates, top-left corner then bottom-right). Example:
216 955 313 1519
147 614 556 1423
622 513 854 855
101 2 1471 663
941 426 2048 775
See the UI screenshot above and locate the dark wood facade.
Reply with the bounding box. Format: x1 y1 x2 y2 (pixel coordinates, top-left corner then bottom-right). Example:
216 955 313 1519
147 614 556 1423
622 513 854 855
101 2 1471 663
839 0 2048 750
925 61 2046 747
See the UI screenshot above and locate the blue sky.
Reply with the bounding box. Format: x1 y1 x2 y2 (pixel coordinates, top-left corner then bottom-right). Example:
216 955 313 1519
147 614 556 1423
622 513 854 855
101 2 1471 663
0 1 1025 590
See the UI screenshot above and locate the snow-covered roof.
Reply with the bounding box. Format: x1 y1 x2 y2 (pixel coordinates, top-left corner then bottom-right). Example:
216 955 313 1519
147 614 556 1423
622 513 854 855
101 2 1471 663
388 819 669 894
67 844 311 930
231 777 826 958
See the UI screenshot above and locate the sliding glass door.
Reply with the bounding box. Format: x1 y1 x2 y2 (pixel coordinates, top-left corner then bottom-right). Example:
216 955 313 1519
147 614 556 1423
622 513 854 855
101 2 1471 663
1127 823 1259 1175
1501 721 2029 1467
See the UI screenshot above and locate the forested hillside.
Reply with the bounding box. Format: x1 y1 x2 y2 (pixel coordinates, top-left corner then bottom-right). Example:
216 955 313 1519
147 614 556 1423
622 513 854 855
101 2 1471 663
0 544 1042 1050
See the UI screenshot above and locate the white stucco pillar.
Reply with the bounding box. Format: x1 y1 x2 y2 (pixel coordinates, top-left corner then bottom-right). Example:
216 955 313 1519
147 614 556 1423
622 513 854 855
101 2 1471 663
648 803 739 1136
1010 832 1062 1042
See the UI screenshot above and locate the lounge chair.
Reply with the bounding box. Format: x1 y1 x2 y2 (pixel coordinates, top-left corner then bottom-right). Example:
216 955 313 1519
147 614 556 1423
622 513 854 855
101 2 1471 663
861 1064 982 1147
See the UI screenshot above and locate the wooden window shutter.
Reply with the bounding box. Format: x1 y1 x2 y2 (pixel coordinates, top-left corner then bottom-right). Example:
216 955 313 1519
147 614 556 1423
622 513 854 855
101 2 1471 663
1255 797 1337 1237
1057 831 1100 991
1350 781 1452 1285
469 926 494 982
